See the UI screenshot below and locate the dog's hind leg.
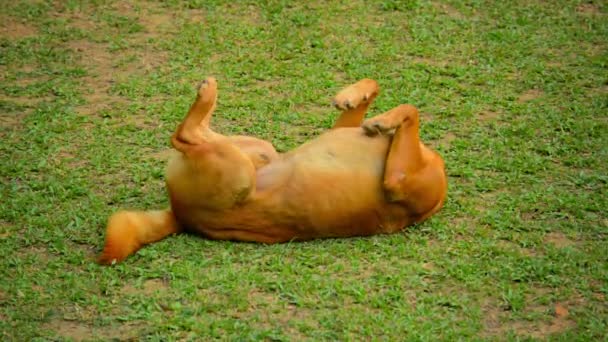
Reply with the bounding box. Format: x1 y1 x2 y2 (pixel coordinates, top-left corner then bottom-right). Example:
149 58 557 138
331 79 379 128
362 105 447 223
167 79 257 211
98 209 181 265
173 77 219 146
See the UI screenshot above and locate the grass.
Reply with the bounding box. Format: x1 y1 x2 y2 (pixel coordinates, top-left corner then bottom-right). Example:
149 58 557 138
0 0 606 340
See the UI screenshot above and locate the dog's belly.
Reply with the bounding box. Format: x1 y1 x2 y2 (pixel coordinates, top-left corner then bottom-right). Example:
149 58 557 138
254 128 409 237
177 128 412 240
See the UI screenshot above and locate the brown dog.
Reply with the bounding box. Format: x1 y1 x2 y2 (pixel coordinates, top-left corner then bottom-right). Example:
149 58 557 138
98 78 447 264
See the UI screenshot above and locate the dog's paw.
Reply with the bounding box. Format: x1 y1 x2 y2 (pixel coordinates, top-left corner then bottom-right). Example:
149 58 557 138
362 105 419 136
332 79 379 110
361 117 397 137
197 77 217 99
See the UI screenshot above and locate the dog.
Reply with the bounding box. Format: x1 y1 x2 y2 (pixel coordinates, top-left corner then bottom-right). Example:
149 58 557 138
98 77 447 264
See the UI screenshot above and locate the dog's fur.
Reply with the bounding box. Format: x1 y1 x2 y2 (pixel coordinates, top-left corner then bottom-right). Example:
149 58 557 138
98 78 447 264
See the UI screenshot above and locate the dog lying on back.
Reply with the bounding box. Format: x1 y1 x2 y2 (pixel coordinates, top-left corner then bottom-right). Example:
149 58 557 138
98 77 447 264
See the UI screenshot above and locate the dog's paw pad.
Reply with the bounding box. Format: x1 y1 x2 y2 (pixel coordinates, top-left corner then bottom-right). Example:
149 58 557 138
332 98 356 110
333 92 373 110
362 119 396 137
197 77 217 96
332 79 379 110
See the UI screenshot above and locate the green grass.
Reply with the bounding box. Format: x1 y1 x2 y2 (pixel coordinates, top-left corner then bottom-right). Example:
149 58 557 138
1 0 606 340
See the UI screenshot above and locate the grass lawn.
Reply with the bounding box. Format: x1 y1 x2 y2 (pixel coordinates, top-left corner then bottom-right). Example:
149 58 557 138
1 0 606 340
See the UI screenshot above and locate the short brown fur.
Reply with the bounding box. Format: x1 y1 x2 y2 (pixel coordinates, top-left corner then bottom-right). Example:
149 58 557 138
98 77 447 264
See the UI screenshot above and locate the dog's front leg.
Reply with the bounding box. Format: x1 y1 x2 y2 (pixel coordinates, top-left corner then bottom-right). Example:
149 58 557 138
331 79 379 128
362 105 448 222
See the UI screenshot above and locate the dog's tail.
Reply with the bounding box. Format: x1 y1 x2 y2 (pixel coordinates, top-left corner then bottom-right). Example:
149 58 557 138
98 209 181 265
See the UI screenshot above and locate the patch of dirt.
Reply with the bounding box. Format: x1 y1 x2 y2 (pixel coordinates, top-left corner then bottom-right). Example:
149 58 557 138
430 132 456 149
473 189 507 213
31 284 45 294
554 302 568 318
589 279 606 300
67 241 98 260
188 9 206 24
478 110 500 122
543 231 575 248
61 11 98 32
333 70 350 83
0 94 52 110
348 259 390 280
576 3 601 15
594 85 608 95
138 11 173 36
13 74 49 87
431 2 465 19
412 56 449 68
247 288 278 307
67 38 167 116
0 16 37 39
518 89 544 103
55 150 89 169
421 262 436 271
508 315 575 339
59 304 100 322
450 214 476 227
109 1 139 14
591 290 605 301
292 102 329 117
0 64 53 120
54 1 171 117
129 112 168 129
44 319 145 341
520 208 542 221
138 48 170 70
74 51 113 80
122 278 169 296
496 239 537 257
420 112 437 123
482 293 578 339
229 288 315 339
0 112 26 131
254 78 284 90
437 132 457 147
0 219 13 229
482 301 504 333
45 320 92 341
66 40 126 116
16 245 54 263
